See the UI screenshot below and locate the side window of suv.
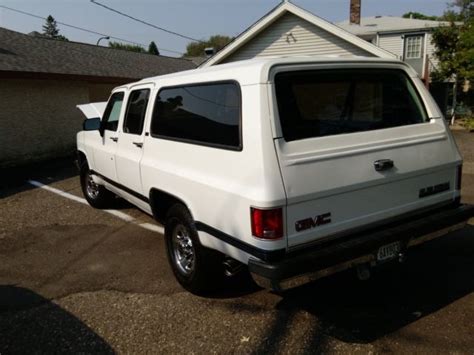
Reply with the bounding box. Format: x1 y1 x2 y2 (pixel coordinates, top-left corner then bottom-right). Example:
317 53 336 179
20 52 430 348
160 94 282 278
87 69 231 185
150 82 241 150
123 89 150 135
102 92 125 132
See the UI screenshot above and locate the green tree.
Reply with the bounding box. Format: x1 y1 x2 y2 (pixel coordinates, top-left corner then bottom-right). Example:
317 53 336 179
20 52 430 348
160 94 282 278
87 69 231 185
148 41 160 55
431 0 474 121
432 0 474 82
108 41 146 53
55 35 69 41
184 35 233 57
402 12 440 21
42 15 68 41
42 15 58 38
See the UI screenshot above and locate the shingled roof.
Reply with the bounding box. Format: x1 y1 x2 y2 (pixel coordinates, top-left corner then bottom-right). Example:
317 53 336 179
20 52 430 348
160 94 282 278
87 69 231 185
337 16 456 36
0 27 196 80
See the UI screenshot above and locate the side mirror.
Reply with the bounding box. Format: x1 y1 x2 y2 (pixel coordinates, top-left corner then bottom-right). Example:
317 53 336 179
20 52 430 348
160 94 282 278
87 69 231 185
83 117 101 132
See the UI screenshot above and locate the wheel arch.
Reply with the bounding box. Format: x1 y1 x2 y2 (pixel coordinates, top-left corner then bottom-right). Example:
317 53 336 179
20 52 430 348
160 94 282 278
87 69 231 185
76 149 88 168
149 188 195 225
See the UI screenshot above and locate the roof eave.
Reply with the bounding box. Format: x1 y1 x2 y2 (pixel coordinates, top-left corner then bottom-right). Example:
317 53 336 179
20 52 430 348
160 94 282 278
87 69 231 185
201 2 396 67
200 2 288 67
0 70 139 82
375 27 438 35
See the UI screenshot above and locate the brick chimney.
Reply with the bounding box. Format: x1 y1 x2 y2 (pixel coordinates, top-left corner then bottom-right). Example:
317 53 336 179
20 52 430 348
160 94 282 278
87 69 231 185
350 0 361 25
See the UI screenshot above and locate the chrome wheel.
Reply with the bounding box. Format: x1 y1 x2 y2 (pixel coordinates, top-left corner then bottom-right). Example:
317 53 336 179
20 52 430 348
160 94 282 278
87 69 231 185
172 224 195 275
86 172 100 200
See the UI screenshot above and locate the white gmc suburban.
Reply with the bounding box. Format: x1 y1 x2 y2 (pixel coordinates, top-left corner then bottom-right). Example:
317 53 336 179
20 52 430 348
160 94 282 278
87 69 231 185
77 57 474 294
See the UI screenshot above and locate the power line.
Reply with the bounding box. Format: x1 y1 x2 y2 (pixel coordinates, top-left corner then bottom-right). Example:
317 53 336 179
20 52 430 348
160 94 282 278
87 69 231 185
0 5 185 55
0 5 142 46
90 0 204 43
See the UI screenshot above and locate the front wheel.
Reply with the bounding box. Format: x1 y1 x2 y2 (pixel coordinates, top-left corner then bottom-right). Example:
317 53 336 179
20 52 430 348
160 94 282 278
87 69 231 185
165 204 223 295
80 163 115 208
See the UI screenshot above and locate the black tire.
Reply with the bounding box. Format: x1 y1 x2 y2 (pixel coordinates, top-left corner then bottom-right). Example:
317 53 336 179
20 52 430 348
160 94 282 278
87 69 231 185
164 204 224 295
79 162 115 208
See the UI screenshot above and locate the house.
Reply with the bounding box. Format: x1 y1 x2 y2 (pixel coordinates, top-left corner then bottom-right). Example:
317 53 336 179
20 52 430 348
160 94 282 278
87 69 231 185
201 0 448 83
200 0 396 68
338 15 454 82
0 27 195 167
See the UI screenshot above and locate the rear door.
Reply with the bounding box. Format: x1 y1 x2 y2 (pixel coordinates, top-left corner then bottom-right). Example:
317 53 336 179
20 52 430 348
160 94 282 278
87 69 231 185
270 64 459 248
404 34 425 77
115 84 153 195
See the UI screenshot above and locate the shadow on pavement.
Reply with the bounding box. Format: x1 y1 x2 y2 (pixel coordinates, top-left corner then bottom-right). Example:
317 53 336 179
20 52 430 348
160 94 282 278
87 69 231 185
0 285 114 353
0 156 141 212
0 157 78 199
207 270 262 299
258 225 474 347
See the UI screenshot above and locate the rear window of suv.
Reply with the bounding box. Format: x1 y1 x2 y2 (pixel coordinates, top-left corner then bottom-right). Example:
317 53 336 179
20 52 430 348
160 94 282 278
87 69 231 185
274 69 428 142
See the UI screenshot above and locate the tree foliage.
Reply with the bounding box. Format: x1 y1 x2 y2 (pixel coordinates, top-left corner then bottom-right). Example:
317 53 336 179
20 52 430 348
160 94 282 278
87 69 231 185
108 41 162 55
431 0 474 83
148 41 160 55
42 15 58 37
108 41 146 53
42 15 68 41
402 12 440 21
184 35 234 57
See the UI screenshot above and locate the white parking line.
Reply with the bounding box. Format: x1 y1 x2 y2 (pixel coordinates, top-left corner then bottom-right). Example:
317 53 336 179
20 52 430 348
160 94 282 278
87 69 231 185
27 180 164 234
28 180 88 205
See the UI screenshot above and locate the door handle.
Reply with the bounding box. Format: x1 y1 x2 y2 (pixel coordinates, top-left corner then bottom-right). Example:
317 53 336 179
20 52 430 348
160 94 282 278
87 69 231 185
374 159 394 171
110 137 118 142
133 142 143 148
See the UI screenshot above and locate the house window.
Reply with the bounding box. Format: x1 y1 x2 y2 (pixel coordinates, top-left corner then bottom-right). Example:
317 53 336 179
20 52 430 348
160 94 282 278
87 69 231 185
405 36 423 59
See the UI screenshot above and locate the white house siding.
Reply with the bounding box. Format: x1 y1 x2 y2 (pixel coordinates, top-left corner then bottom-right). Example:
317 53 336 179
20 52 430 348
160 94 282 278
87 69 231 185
378 33 403 59
221 13 373 63
425 32 440 74
378 32 440 78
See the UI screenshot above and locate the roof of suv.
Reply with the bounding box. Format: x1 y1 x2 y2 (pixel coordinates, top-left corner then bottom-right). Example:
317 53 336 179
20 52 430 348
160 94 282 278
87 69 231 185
126 56 411 89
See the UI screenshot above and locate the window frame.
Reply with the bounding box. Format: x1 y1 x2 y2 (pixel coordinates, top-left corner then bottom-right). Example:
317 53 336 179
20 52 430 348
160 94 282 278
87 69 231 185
101 91 125 132
122 88 151 136
404 35 423 59
273 68 429 142
150 80 243 152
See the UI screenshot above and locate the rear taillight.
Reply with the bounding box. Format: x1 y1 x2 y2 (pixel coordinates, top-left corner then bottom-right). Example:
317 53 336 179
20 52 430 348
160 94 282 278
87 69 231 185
456 164 463 190
251 207 283 240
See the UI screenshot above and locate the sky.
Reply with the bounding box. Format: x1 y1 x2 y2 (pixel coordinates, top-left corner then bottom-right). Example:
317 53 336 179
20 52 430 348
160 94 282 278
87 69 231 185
0 0 449 57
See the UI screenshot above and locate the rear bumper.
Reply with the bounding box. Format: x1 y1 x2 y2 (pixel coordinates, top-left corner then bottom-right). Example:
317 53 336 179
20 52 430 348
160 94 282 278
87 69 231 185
248 203 474 290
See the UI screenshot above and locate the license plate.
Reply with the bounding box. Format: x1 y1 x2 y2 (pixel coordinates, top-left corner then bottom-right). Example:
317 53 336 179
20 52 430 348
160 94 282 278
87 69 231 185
377 241 401 262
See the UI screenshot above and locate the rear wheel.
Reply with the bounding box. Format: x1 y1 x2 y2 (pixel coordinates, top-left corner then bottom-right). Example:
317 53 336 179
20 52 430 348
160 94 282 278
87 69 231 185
165 204 224 294
80 162 115 208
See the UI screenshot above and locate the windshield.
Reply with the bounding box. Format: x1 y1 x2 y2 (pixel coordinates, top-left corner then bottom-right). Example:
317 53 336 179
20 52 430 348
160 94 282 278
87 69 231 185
274 68 428 142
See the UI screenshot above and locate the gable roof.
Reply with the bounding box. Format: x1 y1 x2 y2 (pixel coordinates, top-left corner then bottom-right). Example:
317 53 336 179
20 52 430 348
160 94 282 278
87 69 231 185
201 2 396 67
0 27 196 80
338 16 454 36
183 56 208 66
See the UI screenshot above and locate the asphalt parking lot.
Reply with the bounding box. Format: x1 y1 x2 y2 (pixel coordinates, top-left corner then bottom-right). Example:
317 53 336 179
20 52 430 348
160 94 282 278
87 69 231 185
1 130 473 354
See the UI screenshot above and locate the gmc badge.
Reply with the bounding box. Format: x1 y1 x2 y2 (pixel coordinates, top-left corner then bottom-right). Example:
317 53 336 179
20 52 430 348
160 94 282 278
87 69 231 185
295 212 331 232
